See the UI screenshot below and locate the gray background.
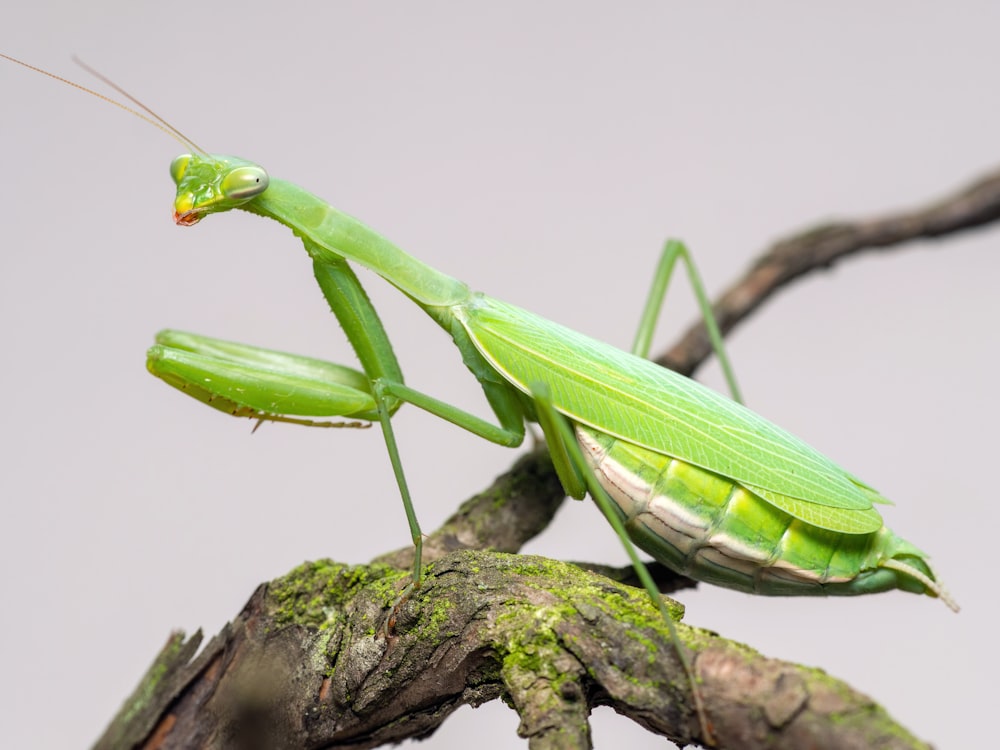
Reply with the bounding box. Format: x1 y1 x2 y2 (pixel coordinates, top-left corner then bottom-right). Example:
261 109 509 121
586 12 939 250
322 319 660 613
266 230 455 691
3 3 997 747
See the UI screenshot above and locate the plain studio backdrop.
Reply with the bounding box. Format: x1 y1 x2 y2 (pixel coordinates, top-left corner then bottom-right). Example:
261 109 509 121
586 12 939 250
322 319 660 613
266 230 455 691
2 3 996 748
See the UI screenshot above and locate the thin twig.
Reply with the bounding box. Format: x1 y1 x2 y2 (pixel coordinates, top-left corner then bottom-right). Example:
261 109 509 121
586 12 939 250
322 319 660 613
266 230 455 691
658 167 1000 376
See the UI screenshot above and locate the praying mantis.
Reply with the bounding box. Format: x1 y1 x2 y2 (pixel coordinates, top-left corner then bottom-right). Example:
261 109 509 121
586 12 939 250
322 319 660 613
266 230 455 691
2 52 958 746
158 153 958 744
152 152 957 609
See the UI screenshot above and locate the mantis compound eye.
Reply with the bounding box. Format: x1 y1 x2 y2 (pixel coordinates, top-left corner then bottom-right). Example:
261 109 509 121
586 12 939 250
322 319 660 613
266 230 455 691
220 166 270 200
169 154 192 183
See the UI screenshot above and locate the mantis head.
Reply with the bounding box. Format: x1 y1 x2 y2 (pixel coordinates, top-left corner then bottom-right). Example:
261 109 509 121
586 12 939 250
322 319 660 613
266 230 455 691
171 154 270 226
0 55 270 227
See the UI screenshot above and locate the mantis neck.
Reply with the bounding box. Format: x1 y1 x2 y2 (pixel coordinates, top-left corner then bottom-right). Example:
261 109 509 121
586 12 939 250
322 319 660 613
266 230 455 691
243 177 470 308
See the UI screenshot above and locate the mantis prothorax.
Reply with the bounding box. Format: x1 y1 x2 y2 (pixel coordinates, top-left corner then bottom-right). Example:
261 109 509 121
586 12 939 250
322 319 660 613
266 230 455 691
4 52 957 746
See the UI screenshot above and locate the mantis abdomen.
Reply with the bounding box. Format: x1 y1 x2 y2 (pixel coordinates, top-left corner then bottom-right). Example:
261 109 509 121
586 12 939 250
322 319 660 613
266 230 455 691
576 427 954 605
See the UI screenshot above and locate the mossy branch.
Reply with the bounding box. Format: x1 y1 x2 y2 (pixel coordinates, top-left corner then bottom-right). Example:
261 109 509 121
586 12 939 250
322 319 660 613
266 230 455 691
93 164 1000 749
94 546 930 750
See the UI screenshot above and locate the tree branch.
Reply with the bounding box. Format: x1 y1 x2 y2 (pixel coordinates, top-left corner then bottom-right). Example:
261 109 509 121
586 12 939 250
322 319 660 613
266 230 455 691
658 165 1000 376
94 165 1000 749
95 550 931 750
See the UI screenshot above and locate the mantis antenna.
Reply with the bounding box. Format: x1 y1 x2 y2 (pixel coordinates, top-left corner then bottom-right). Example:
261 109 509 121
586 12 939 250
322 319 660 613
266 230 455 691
0 52 206 154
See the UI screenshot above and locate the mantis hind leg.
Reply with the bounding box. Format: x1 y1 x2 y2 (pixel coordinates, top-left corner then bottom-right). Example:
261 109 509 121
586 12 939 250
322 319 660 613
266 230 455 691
632 239 743 404
529 383 714 745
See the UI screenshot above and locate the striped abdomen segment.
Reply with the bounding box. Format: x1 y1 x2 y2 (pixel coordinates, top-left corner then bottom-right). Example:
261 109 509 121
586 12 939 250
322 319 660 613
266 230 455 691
575 426 888 596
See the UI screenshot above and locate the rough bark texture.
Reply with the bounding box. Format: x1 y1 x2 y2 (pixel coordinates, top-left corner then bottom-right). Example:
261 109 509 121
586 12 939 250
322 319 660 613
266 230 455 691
95 549 930 750
94 165 1000 749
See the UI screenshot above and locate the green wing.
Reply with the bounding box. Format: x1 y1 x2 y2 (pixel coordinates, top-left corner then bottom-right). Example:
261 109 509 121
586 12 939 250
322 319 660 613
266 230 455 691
459 295 884 534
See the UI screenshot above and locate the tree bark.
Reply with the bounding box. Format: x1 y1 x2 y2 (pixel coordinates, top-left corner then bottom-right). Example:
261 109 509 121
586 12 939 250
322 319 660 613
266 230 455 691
95 545 932 750
95 165 1000 750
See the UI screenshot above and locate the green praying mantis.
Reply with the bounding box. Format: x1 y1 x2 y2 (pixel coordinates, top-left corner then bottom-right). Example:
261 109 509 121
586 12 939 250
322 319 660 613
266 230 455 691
155 155 957 610
4 52 958 745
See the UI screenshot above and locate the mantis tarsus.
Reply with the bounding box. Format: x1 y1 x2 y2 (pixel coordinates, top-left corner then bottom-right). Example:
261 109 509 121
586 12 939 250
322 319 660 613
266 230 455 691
4 52 958 746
